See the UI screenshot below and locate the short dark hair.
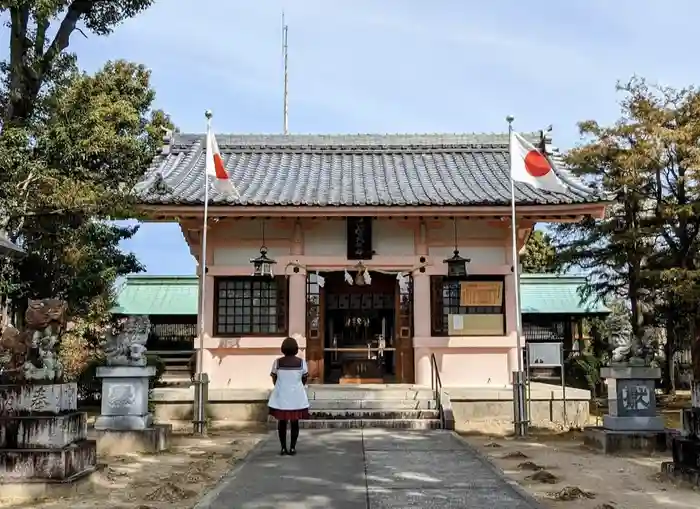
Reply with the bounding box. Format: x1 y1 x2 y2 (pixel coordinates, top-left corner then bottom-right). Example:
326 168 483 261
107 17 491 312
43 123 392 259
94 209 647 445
281 336 299 356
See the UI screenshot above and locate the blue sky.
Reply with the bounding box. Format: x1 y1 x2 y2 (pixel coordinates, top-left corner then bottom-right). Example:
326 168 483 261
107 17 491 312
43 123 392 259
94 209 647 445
8 0 700 275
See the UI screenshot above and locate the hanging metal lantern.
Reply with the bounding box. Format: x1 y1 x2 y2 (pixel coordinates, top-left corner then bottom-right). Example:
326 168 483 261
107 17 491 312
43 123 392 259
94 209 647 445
250 246 277 277
443 249 471 278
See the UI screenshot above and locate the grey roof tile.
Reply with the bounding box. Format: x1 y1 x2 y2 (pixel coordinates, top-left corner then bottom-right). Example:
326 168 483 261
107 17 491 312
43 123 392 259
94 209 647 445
135 133 601 207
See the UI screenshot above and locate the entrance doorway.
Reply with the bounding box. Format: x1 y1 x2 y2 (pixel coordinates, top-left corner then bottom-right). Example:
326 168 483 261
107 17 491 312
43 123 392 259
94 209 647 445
324 271 396 383
305 271 414 384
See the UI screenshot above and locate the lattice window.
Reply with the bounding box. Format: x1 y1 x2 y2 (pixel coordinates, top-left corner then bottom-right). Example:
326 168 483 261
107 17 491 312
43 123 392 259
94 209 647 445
523 320 566 342
214 276 288 336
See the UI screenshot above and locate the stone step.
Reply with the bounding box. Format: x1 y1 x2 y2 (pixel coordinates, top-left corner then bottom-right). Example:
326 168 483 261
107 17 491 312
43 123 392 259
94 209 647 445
309 399 437 410
269 419 442 430
305 419 442 430
307 388 434 401
308 409 440 420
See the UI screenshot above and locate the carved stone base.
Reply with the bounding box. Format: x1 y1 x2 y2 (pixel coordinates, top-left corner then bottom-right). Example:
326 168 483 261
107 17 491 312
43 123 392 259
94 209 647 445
0 412 87 448
601 365 660 418
603 415 665 432
95 366 154 431
96 424 172 455
0 439 96 481
0 383 78 415
94 414 153 431
583 425 668 454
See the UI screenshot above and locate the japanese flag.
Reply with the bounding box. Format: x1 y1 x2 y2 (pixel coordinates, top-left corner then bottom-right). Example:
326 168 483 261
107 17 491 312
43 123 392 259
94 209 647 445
206 128 240 198
510 131 567 194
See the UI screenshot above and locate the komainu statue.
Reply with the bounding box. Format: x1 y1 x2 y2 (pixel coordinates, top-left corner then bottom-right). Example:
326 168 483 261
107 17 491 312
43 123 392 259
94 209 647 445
0 298 68 383
104 315 150 366
608 311 636 363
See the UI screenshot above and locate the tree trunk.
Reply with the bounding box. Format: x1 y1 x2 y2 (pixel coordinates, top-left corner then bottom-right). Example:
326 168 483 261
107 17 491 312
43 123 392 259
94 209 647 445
663 335 676 395
692 319 700 408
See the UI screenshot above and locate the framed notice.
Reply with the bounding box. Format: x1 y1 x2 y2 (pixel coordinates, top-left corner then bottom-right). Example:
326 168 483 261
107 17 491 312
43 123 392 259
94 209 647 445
448 313 504 336
527 342 562 368
460 281 503 307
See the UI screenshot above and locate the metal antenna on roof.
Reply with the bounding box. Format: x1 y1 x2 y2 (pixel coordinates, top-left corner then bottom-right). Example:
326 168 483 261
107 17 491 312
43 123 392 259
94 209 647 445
282 12 289 135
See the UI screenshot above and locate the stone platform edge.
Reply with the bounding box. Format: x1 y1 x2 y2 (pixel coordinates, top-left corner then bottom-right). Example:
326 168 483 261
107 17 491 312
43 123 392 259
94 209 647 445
151 383 591 403
445 383 591 401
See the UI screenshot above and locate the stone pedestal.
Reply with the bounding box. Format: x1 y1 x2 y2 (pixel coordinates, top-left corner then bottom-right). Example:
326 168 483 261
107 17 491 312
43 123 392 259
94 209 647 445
0 383 97 489
94 366 170 453
584 364 667 454
661 381 700 487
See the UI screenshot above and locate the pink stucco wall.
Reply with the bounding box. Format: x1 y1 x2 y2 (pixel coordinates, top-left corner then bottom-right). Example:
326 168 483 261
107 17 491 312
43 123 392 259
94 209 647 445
183 217 530 389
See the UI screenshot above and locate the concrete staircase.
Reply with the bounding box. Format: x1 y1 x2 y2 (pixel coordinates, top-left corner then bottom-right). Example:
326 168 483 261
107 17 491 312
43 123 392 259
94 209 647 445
270 384 443 430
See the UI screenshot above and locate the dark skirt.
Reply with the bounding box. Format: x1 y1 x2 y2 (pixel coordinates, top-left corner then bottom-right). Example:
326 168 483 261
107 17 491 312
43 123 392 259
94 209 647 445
269 407 310 421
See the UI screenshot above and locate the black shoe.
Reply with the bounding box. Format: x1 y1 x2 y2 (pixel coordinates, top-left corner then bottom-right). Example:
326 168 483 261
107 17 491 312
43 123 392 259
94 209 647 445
288 448 296 456
280 448 288 456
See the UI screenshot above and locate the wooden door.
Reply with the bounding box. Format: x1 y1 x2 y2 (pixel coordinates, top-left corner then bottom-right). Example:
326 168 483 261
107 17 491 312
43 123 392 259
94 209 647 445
395 275 415 383
306 273 325 383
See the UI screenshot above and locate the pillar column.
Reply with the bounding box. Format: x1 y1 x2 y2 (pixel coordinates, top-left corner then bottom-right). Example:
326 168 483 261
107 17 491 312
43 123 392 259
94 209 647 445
413 219 432 385
288 219 307 350
412 273 431 338
288 272 307 338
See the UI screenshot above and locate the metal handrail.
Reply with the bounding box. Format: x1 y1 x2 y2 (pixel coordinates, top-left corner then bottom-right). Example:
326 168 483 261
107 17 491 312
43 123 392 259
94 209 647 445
430 353 445 428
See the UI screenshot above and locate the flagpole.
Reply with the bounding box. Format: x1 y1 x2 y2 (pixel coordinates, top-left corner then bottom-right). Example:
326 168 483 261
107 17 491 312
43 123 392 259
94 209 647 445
507 115 528 437
193 110 213 436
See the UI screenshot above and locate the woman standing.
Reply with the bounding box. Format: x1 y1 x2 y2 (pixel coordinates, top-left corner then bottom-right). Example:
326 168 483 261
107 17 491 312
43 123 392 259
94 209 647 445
268 336 310 455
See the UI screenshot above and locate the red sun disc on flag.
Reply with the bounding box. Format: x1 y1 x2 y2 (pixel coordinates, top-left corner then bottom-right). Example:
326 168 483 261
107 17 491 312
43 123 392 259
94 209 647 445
213 153 228 180
524 150 551 177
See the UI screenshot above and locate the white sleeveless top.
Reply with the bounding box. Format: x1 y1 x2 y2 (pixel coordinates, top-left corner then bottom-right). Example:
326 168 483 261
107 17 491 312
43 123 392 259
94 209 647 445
268 358 310 410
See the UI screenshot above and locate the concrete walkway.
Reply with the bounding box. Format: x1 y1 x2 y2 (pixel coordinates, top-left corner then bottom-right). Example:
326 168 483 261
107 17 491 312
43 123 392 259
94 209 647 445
196 429 544 509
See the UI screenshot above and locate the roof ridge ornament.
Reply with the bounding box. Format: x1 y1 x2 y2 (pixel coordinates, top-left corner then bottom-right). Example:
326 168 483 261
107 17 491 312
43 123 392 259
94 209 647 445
148 173 173 196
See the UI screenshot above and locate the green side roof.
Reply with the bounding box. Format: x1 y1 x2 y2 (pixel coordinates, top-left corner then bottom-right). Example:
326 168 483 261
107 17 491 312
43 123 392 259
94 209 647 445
112 274 609 316
520 274 608 315
112 276 199 315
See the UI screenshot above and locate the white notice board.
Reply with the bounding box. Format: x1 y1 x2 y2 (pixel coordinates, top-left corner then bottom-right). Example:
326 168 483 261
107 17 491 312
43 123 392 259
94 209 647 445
527 342 562 368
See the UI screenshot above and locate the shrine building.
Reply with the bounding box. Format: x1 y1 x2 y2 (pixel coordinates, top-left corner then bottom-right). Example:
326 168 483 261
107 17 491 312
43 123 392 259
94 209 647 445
134 132 607 390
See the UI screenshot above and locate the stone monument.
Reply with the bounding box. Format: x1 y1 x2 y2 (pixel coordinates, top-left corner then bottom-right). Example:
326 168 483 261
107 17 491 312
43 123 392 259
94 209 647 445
584 316 666 453
94 315 171 454
0 299 96 495
661 338 700 485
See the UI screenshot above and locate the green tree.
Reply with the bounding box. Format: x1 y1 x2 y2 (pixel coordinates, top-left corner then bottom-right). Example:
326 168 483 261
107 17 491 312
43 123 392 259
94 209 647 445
2 0 154 125
618 79 700 392
553 80 658 344
521 229 558 273
0 1 166 317
555 78 700 391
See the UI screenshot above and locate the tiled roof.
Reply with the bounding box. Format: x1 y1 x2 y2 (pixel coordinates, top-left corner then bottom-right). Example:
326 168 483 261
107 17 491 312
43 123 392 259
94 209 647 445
134 133 600 207
520 274 608 315
112 274 609 316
